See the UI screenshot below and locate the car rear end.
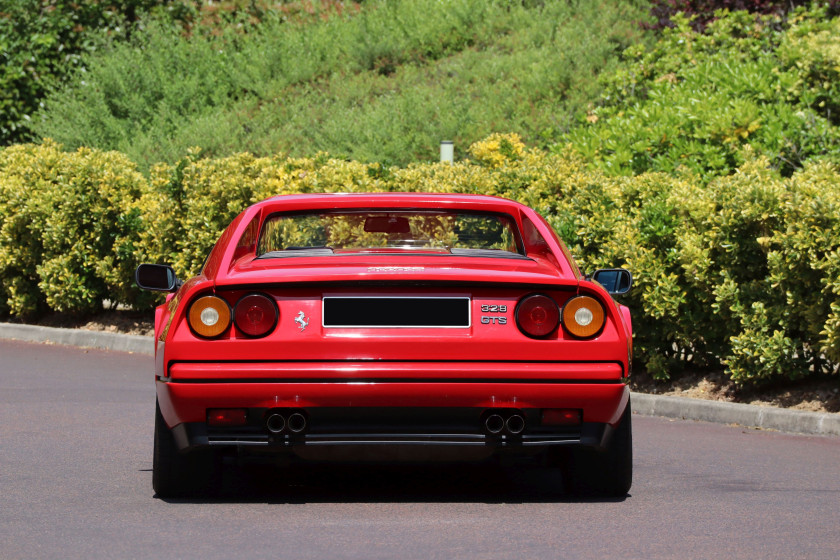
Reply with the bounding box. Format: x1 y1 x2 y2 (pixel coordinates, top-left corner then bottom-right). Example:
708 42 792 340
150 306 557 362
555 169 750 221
143 195 633 496
157 279 630 457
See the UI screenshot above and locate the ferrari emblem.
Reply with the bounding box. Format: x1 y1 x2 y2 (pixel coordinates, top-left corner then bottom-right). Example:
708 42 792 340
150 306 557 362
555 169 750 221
294 311 309 332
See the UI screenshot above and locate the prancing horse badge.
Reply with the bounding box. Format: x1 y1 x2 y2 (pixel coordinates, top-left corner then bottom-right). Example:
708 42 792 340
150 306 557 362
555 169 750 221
294 311 309 332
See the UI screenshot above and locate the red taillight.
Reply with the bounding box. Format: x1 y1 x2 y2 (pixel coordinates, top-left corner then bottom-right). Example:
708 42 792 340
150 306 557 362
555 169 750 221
541 409 581 426
234 293 278 337
515 294 560 338
207 408 247 427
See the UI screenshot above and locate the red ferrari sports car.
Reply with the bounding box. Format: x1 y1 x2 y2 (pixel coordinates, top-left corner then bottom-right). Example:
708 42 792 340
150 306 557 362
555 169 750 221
136 193 633 497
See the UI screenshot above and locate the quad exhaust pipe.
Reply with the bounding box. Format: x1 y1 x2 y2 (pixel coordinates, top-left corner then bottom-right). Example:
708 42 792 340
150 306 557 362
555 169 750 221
506 414 525 435
287 412 307 434
265 410 308 435
266 413 286 434
270 409 521 437
484 413 505 435
483 410 526 436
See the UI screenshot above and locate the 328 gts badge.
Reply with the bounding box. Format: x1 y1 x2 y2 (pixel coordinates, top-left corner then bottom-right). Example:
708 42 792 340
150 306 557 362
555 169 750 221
480 304 508 325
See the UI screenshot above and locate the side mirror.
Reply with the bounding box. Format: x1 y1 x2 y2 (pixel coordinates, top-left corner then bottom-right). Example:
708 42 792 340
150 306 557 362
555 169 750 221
592 268 632 295
135 264 180 292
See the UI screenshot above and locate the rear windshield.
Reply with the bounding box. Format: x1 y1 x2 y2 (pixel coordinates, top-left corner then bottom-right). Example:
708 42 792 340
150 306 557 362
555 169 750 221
256 210 524 257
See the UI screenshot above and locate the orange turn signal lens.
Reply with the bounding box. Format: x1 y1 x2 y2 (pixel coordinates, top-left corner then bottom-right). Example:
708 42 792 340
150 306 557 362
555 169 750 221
188 295 231 338
562 295 605 338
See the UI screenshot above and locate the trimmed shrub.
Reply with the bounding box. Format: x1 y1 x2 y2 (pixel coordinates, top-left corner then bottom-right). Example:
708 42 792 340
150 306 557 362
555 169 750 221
136 135 840 383
2 134 839 384
666 153 840 381
139 150 294 275
0 140 150 315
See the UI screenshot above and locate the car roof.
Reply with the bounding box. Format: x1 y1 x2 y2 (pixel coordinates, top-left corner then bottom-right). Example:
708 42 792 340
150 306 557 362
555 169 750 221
258 193 529 213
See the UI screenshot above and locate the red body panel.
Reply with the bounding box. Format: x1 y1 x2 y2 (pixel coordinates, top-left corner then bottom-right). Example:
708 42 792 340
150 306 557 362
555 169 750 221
152 194 632 451
158 376 629 425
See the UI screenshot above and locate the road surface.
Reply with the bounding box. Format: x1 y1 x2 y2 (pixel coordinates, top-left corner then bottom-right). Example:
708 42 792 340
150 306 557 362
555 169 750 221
1 340 838 559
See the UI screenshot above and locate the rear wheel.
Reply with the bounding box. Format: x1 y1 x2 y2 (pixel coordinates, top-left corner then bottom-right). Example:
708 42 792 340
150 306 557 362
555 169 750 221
559 403 633 497
153 400 218 498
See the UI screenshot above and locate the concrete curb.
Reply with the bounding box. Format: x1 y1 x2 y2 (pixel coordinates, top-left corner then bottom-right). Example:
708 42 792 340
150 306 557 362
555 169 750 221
0 322 153 355
630 392 840 438
2 322 838 437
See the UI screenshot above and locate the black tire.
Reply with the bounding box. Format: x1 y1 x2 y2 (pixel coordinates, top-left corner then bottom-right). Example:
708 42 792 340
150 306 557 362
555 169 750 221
561 402 633 497
153 400 217 498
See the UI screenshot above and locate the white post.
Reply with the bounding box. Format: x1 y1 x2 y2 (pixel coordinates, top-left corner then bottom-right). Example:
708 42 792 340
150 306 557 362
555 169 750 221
440 141 454 164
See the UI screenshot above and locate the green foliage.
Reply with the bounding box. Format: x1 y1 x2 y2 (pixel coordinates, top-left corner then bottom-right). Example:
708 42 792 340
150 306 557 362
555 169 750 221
0 0 191 145
33 0 651 170
0 140 151 316
126 134 840 383
139 150 283 274
645 0 824 31
0 0 307 146
2 135 840 383
777 11 840 126
667 154 840 382
561 7 840 180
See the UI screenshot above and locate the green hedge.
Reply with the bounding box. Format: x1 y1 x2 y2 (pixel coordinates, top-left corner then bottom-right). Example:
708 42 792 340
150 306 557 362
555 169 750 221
0 140 150 315
2 135 839 385
561 7 840 179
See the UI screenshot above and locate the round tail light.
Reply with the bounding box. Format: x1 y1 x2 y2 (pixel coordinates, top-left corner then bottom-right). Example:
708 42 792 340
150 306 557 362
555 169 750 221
188 295 231 338
562 295 605 338
515 294 560 338
234 293 278 337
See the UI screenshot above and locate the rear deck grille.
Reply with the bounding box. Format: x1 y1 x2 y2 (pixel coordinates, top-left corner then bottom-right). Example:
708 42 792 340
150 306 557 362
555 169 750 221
322 297 470 328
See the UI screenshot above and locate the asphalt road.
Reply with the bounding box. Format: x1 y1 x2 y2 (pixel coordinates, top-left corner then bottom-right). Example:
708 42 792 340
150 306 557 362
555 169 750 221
1 340 839 560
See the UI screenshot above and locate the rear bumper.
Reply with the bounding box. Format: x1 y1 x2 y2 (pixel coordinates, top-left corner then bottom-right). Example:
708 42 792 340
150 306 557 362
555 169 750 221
157 361 629 453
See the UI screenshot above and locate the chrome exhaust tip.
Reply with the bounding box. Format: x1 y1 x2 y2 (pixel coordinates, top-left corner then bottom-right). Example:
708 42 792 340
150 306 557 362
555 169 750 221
287 412 307 434
266 413 286 434
506 414 525 435
484 413 505 435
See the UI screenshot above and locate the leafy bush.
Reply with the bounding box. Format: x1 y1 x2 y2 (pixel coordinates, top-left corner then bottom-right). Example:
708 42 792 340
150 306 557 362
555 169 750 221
0 0 311 147
136 135 840 384
3 134 839 384
33 0 651 170
0 140 150 315
138 150 289 275
0 0 196 145
668 154 840 382
644 0 831 31
561 6 840 180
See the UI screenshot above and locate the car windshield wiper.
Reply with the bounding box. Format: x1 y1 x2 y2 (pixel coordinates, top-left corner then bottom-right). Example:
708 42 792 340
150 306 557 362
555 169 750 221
257 247 334 259
449 248 529 259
